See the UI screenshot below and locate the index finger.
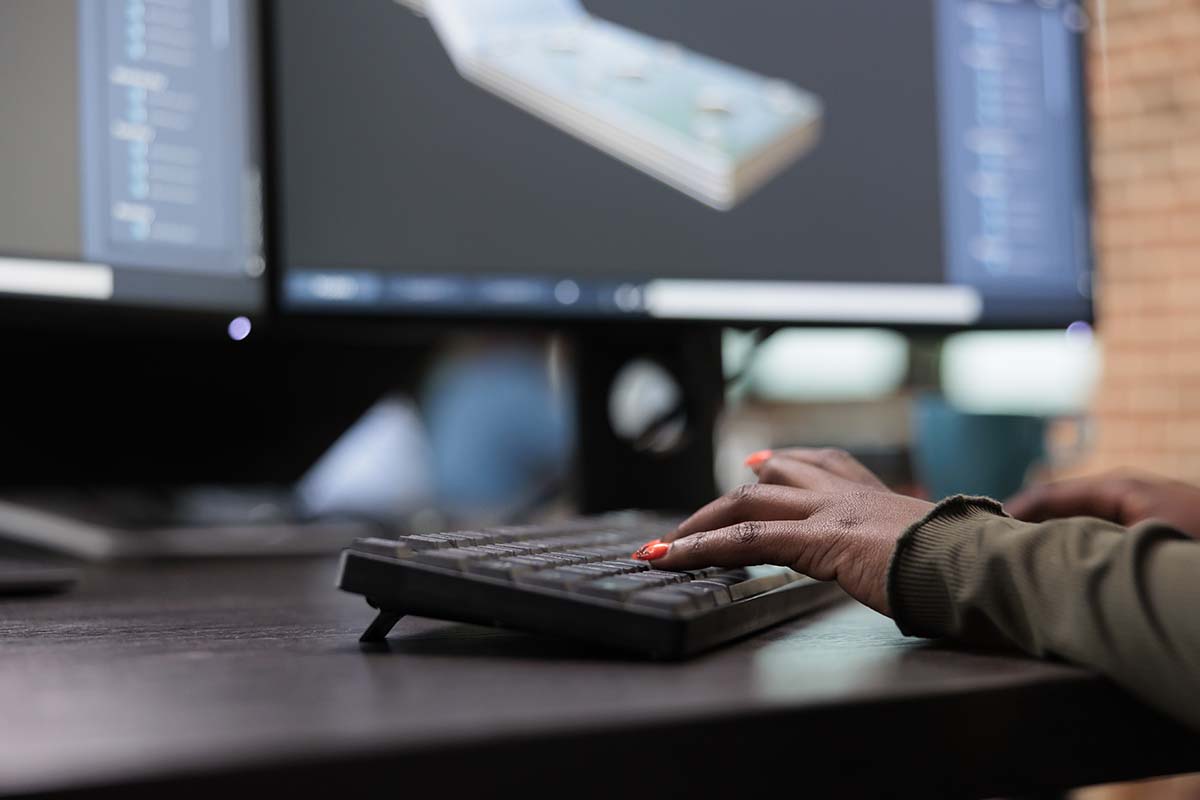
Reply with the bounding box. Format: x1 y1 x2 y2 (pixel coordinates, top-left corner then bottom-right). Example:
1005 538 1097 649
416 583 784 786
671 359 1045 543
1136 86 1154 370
649 519 811 571
665 483 821 543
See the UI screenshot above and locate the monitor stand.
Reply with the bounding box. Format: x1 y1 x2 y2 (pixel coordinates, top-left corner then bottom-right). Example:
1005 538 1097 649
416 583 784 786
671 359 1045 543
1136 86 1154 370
573 326 723 515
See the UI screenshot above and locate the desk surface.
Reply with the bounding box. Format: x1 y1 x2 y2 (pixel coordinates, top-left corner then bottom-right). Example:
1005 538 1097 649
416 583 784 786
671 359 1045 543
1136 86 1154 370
2 558 1196 798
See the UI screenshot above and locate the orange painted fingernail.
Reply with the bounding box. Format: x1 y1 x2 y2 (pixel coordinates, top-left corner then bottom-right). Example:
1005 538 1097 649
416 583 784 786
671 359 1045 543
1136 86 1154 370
632 540 671 561
630 539 661 559
633 537 662 556
744 449 773 468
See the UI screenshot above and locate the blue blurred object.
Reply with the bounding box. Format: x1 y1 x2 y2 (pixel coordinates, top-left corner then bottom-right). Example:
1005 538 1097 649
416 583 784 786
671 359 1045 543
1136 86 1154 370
422 342 573 517
912 393 1046 502
296 395 435 521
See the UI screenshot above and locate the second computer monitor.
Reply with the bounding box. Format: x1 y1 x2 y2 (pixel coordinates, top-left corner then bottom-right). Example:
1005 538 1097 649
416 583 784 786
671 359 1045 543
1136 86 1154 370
273 0 1092 329
0 0 264 314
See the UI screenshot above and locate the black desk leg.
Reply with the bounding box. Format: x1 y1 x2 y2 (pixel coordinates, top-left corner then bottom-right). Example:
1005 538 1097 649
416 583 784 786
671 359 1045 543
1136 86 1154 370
360 609 405 643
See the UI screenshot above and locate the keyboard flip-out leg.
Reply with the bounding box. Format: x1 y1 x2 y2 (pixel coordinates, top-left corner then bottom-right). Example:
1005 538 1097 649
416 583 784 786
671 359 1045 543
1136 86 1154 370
359 607 406 643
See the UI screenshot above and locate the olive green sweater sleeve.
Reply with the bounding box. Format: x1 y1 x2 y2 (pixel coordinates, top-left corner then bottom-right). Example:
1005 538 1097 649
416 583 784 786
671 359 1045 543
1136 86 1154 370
886 496 1200 730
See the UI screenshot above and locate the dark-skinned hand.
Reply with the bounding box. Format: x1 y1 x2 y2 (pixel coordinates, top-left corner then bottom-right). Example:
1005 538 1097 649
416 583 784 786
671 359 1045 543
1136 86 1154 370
636 448 934 616
1006 470 1200 540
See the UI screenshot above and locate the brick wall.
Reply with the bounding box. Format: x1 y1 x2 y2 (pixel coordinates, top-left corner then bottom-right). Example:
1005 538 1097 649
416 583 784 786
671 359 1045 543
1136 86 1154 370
1073 0 1200 478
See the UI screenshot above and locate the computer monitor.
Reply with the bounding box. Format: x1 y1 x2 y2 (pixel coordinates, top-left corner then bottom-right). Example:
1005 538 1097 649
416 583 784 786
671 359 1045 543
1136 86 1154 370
272 0 1093 329
0 0 265 316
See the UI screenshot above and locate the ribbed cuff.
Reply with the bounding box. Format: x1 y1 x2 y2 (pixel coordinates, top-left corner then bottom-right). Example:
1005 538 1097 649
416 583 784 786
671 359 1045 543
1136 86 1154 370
886 494 1008 638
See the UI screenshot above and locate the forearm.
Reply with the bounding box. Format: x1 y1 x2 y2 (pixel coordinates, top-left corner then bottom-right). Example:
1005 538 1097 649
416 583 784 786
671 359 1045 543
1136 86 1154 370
887 496 1200 729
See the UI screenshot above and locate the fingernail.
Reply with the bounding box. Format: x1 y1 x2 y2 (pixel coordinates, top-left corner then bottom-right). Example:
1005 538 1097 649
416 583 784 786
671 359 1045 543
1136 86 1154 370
744 449 773 468
630 539 661 559
632 540 671 561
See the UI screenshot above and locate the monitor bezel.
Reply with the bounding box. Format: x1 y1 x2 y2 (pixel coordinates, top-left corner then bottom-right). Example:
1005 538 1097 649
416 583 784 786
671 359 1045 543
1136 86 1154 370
0 0 272 341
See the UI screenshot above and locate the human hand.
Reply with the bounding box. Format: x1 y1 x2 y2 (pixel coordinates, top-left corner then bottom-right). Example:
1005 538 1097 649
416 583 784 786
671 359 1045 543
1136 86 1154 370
634 449 934 616
1006 470 1200 539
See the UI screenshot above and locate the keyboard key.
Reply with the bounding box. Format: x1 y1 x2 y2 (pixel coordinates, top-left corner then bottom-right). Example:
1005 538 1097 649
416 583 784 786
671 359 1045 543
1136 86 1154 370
556 550 604 564
576 575 658 601
618 572 676 587
520 566 607 590
534 553 585 566
591 560 644 575
439 531 497 546
637 570 690 584
571 563 620 574
412 544 525 571
477 544 528 557
669 583 728 608
573 545 632 559
467 556 552 580
500 542 550 555
399 534 457 551
628 587 709 615
685 580 733 605
350 538 414 558
411 548 477 571
690 574 743 587
606 558 651 572
728 570 802 601
716 569 752 581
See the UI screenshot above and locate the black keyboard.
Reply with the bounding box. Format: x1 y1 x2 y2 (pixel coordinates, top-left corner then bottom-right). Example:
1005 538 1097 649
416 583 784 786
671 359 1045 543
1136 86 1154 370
337 512 845 659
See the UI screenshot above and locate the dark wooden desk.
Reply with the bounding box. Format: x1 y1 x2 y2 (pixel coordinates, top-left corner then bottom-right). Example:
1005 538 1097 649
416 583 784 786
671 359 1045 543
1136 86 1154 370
1 558 1195 798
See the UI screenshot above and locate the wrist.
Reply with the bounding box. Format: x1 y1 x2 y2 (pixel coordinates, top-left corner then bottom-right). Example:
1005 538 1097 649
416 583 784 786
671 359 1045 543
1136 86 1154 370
885 495 1007 636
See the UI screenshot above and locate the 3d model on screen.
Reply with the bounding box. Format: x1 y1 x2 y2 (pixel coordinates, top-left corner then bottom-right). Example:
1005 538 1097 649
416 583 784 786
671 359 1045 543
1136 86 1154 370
394 0 823 210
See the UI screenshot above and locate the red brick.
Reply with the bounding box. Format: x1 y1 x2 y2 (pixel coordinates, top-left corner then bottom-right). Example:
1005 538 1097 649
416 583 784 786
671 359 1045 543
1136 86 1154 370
1079 0 1200 482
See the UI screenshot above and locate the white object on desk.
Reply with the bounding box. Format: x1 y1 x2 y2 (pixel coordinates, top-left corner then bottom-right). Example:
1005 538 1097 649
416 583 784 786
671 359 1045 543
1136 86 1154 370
0 498 371 561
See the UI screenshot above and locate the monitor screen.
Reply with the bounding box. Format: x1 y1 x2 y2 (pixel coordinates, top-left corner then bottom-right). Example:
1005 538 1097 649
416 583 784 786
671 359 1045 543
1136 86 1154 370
0 0 264 313
274 0 1092 328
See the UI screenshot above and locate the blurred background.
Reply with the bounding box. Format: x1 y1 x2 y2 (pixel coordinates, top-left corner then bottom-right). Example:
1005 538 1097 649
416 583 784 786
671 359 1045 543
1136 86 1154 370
0 0 1192 538
0 1 1192 549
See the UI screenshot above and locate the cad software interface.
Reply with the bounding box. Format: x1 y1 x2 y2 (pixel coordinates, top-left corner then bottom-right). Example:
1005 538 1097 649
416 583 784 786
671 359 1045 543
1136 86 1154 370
0 0 263 312
276 0 1093 326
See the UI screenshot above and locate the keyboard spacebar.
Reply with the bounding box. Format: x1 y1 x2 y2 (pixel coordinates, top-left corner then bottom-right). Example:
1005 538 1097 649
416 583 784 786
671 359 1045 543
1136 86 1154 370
728 569 805 601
